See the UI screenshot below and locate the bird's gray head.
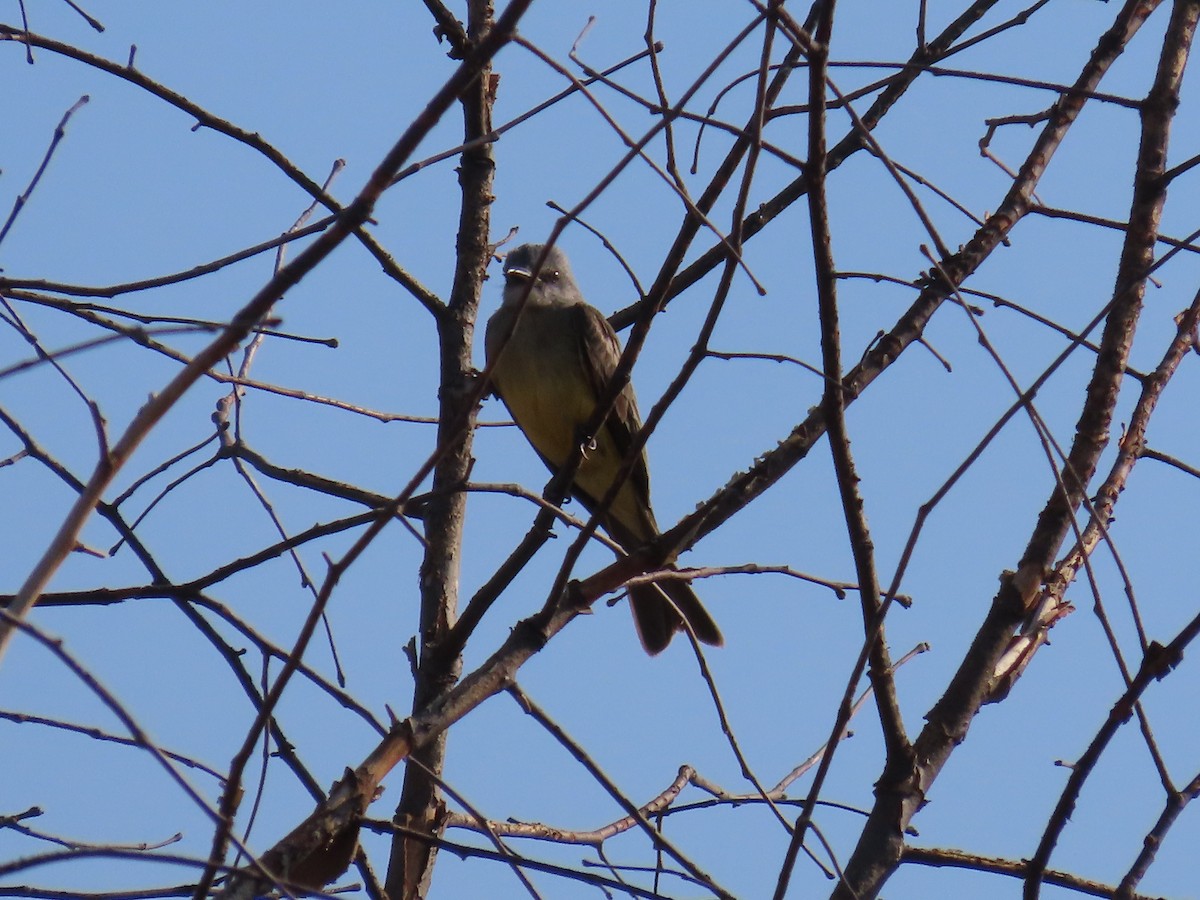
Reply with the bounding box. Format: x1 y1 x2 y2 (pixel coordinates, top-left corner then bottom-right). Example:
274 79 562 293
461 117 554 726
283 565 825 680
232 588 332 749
502 243 581 308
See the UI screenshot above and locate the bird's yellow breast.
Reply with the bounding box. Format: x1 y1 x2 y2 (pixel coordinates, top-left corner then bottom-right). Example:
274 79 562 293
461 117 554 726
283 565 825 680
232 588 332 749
492 307 595 469
490 305 653 541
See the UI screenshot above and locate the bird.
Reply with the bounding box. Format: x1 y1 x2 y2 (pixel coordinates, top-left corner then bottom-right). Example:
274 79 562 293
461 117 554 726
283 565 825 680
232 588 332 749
484 242 723 654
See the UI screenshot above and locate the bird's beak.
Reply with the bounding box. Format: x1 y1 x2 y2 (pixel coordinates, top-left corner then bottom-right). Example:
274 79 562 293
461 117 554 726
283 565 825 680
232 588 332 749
504 266 533 285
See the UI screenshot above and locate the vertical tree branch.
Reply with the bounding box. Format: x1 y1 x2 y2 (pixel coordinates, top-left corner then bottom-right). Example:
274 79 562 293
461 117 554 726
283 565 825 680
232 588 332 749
776 3 908 896
1022 2 1200 894
385 1 496 897
830 0 1169 896
1015 0 1192 614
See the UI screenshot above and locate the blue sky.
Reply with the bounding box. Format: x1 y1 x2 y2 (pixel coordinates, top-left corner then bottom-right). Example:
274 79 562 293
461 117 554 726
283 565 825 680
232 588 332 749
3 2 1200 898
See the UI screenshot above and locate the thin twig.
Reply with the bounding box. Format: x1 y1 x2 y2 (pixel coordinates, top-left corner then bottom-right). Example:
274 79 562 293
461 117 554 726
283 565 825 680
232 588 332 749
0 95 89 249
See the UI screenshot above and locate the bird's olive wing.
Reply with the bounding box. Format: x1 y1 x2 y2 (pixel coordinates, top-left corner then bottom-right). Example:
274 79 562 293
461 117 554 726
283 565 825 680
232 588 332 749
570 302 652 506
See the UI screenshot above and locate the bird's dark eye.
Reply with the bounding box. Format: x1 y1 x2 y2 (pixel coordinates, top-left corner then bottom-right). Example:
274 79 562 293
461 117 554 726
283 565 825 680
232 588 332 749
540 269 560 283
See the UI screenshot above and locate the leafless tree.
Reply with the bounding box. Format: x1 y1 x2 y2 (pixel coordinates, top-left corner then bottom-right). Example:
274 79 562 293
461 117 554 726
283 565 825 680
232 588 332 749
3 1 1199 898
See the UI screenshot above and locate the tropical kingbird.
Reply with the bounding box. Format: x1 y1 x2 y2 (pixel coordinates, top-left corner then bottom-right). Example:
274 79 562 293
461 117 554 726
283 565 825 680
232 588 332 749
485 242 723 655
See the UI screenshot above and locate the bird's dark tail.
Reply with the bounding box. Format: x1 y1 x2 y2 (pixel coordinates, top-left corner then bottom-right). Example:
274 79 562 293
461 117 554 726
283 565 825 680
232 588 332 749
629 576 723 655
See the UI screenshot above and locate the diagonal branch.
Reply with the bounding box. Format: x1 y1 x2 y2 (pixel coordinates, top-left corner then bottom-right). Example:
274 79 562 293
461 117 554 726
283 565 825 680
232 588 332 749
0 0 529 667
822 0 1173 896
